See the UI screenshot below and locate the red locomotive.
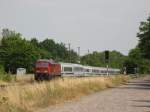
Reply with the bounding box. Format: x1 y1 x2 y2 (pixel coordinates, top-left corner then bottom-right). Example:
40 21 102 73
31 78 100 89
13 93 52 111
34 59 61 80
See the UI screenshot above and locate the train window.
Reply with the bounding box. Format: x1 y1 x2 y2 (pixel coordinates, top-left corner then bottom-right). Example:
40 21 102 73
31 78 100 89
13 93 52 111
74 67 83 72
36 62 49 68
92 69 99 73
85 69 90 72
64 67 73 72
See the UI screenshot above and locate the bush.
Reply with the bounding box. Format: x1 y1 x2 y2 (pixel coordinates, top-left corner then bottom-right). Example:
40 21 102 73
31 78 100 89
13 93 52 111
0 65 5 74
0 74 12 82
0 65 12 82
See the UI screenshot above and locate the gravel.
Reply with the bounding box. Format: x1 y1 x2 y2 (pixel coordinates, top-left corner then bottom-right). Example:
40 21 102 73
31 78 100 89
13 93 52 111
42 76 150 112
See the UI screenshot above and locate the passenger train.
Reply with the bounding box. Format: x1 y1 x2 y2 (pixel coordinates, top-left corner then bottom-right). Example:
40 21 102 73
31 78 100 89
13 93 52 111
34 59 120 80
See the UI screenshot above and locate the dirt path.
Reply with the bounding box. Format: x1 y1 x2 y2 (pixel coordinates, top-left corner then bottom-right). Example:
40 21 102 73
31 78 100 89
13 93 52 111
42 76 150 112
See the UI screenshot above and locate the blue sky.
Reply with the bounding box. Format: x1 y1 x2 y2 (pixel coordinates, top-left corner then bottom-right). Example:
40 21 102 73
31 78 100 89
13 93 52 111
0 0 150 55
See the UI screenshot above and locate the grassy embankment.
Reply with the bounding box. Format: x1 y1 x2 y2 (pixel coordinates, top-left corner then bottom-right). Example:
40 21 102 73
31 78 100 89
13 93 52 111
0 75 129 112
0 74 34 85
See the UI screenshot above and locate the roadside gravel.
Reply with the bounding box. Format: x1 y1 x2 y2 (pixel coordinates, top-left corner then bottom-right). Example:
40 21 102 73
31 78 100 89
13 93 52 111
42 76 150 112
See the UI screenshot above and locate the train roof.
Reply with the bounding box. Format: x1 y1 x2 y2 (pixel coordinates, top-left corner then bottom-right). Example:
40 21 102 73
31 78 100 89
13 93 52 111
60 63 120 70
60 62 83 67
37 61 120 71
37 59 58 64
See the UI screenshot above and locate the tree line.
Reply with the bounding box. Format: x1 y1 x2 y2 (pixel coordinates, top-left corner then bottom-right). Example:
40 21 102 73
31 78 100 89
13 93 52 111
0 29 126 74
0 29 78 73
0 15 150 74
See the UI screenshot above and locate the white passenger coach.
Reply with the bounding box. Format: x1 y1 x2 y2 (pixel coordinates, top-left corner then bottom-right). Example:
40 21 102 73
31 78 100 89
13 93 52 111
60 63 120 76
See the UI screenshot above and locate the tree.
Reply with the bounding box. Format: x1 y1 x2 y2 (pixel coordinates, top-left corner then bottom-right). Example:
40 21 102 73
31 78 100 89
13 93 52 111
30 38 52 59
30 38 39 47
109 50 126 68
128 48 141 60
39 39 79 62
137 16 150 59
81 51 126 68
39 39 58 59
81 51 104 67
0 30 40 73
124 47 150 74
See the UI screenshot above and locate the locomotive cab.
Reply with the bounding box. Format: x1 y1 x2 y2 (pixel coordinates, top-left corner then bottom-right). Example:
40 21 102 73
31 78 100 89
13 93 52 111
34 59 61 80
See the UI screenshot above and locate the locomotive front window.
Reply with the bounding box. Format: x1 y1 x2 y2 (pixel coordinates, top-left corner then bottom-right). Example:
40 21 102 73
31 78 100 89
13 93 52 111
36 62 49 68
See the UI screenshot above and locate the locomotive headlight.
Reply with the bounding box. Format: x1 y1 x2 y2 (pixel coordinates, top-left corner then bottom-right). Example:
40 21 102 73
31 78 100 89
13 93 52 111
36 70 40 73
44 70 48 73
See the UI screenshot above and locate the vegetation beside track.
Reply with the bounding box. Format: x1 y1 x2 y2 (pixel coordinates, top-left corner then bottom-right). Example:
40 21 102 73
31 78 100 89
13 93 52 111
0 75 129 112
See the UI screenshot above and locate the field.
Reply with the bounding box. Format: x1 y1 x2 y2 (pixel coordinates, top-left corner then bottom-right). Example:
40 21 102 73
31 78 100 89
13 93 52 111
0 75 129 112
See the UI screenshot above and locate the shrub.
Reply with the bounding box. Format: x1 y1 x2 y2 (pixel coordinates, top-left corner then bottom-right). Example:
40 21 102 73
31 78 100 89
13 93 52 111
0 65 5 74
0 65 12 82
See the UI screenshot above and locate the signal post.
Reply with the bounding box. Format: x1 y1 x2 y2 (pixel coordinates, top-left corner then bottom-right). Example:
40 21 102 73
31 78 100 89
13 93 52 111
105 50 109 76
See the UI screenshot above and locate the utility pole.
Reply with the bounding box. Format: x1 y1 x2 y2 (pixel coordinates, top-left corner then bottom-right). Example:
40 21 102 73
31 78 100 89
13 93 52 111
87 49 90 65
64 43 71 63
68 43 71 63
77 47 80 63
77 47 80 56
